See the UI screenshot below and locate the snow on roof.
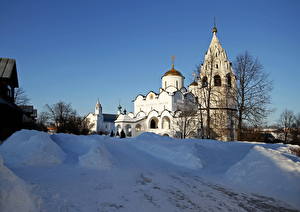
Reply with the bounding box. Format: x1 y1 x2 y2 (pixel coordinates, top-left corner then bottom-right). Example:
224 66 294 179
0 58 19 87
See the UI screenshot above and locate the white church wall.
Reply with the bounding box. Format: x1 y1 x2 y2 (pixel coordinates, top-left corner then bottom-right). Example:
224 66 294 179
86 113 97 132
165 86 177 93
162 75 184 90
134 91 173 115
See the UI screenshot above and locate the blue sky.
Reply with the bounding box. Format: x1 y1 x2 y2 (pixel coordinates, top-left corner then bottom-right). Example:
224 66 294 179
1 0 299 124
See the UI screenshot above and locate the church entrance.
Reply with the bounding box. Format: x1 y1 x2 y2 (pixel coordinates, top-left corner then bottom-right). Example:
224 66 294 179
149 118 158 129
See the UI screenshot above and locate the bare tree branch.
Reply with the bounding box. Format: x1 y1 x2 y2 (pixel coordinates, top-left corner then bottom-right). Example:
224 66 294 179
278 109 295 143
233 51 272 139
14 87 30 106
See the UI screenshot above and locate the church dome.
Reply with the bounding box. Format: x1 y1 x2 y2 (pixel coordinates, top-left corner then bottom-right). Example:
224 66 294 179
163 64 183 78
212 26 217 33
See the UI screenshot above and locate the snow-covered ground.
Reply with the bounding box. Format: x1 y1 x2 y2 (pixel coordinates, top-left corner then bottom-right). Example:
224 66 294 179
0 130 300 212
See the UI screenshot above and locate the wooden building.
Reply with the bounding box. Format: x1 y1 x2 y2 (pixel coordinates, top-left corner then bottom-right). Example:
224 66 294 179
0 58 23 141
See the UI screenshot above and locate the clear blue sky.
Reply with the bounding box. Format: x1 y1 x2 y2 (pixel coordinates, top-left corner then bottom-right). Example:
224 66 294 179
1 0 299 124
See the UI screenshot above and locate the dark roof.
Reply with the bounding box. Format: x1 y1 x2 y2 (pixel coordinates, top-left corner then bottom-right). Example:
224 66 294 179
0 58 19 87
103 114 117 122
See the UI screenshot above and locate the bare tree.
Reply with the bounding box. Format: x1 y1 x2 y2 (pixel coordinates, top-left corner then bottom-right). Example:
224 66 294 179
45 101 77 133
174 98 199 139
295 113 300 128
35 111 49 131
278 109 295 143
233 52 272 140
81 115 95 135
196 51 224 139
292 113 300 144
44 101 94 134
14 87 30 105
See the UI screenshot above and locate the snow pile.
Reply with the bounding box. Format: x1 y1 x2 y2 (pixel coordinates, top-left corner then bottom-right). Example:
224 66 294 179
133 133 203 170
51 133 114 169
225 145 300 207
0 130 299 211
78 143 113 170
0 130 66 167
51 133 101 156
0 155 38 212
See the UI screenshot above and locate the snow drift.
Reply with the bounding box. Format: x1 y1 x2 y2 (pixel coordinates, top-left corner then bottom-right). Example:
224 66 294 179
225 145 300 207
132 133 203 169
78 143 113 170
0 130 299 211
0 155 38 212
0 130 66 167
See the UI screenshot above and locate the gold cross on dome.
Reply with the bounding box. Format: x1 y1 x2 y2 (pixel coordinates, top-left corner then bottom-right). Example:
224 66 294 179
171 56 175 65
171 56 175 69
214 16 216 28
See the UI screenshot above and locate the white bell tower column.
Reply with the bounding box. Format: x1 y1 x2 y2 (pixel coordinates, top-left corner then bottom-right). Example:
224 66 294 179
94 99 104 132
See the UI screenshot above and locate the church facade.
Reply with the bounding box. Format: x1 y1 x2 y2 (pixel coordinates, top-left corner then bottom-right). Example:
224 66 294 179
86 100 116 134
115 26 237 141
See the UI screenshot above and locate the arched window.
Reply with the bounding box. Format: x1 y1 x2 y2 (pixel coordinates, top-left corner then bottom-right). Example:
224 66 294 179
214 75 221 86
135 124 142 132
162 117 170 129
150 118 158 129
215 64 218 69
125 124 132 137
226 74 232 88
116 125 121 133
176 81 178 89
202 76 208 87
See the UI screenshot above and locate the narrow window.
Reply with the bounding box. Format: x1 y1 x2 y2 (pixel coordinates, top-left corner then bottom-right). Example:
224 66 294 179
216 64 218 69
176 81 178 89
214 75 221 86
226 74 232 88
165 81 167 89
202 76 208 87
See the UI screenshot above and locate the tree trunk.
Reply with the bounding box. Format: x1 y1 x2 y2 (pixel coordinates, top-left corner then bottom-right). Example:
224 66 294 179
207 108 211 138
237 109 243 140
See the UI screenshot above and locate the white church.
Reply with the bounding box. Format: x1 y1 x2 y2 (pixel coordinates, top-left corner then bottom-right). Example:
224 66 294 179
114 26 238 140
86 100 116 134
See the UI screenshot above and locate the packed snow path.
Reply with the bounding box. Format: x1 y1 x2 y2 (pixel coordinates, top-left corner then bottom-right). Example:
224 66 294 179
0 130 300 212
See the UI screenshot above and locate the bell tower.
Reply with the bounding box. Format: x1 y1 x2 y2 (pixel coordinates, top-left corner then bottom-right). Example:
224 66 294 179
95 99 102 115
94 99 104 132
194 24 237 141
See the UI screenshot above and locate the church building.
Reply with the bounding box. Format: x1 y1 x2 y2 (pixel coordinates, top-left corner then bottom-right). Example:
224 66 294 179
86 100 116 134
115 26 237 141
